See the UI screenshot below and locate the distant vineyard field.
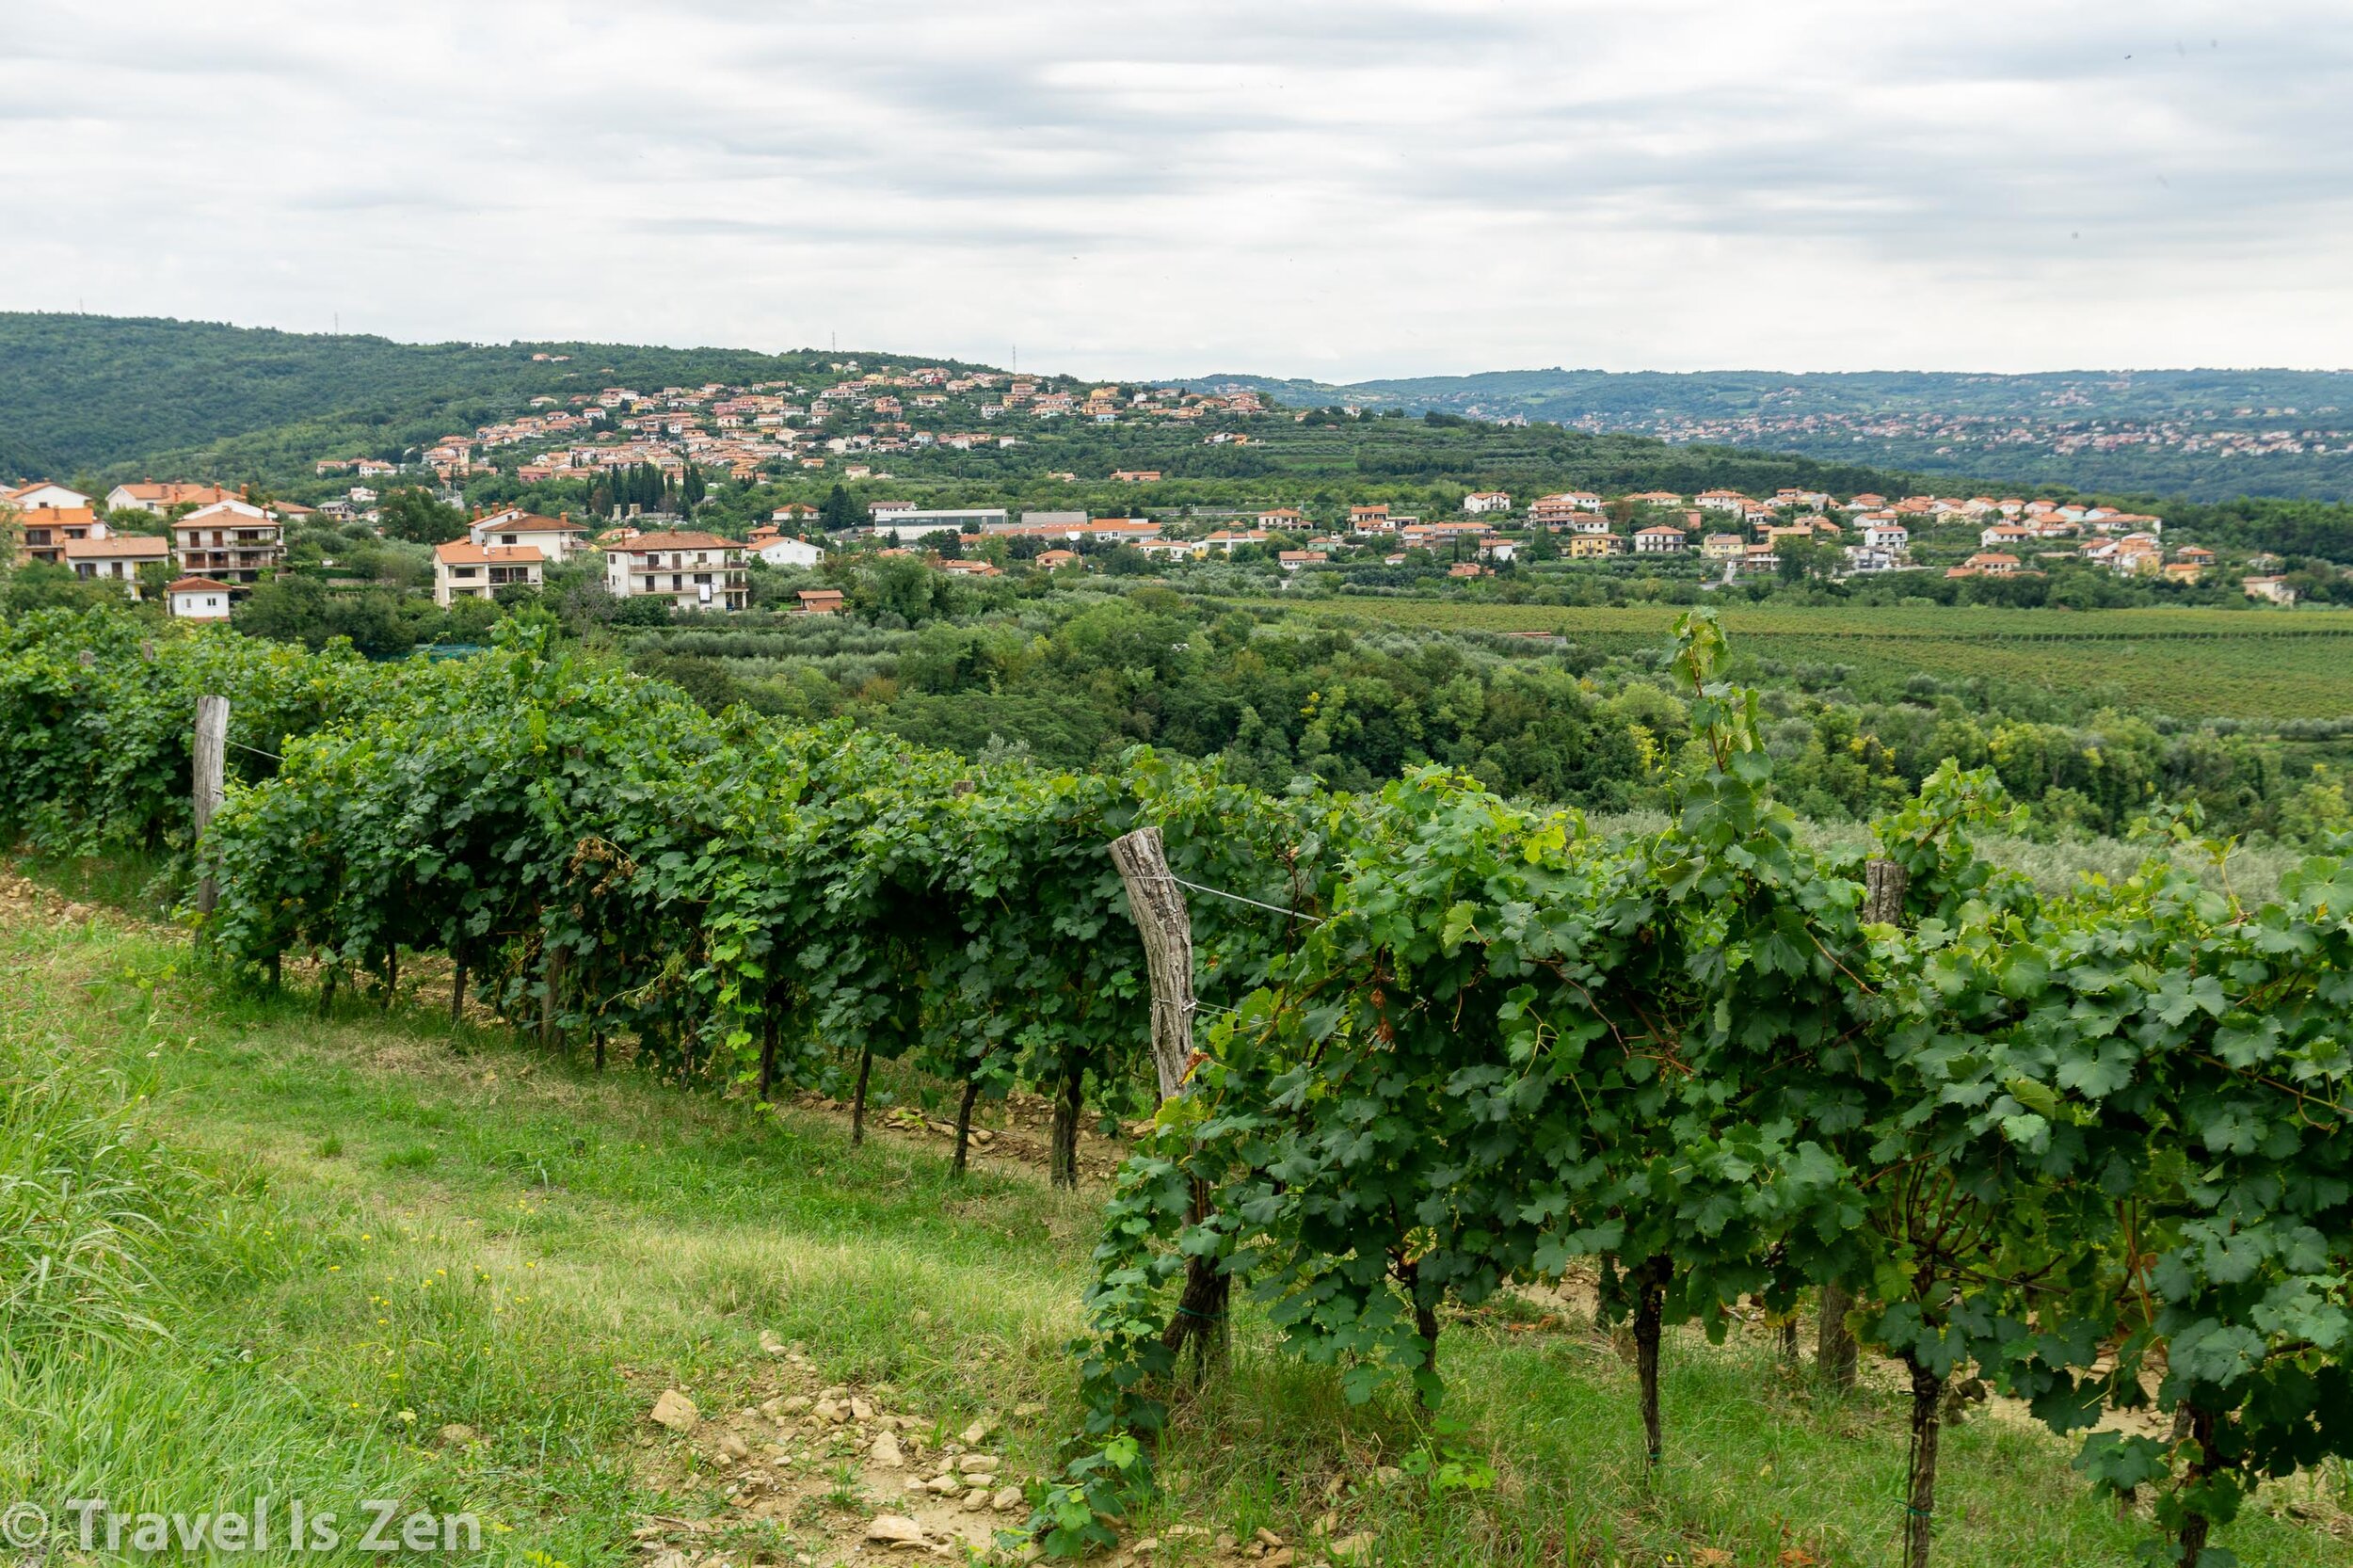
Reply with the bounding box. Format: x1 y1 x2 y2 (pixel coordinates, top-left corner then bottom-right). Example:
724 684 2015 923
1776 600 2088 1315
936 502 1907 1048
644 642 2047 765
1299 600 2353 720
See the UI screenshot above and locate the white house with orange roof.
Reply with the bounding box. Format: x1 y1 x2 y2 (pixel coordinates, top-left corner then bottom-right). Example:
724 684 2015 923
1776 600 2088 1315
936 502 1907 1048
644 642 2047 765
62 532 169 591
601 531 747 611
2 480 93 511
1462 490 1512 515
434 541 545 605
167 577 235 619
107 481 242 515
171 500 282 586
468 508 587 562
1203 529 1270 553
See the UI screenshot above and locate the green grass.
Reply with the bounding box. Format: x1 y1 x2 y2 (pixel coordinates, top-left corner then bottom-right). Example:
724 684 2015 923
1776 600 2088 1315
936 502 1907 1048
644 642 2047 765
5 896 2351 1567
1294 600 2353 721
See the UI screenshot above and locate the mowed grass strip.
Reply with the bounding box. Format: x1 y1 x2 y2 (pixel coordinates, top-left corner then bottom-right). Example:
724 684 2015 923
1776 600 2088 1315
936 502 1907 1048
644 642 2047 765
4 899 2349 1567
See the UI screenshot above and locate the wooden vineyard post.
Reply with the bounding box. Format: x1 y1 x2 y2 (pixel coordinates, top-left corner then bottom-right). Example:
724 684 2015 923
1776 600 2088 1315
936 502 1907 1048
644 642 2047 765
1108 826 1228 1372
1107 827 1196 1100
1864 858 1908 925
539 940 566 1054
192 695 230 916
1819 856 1910 1392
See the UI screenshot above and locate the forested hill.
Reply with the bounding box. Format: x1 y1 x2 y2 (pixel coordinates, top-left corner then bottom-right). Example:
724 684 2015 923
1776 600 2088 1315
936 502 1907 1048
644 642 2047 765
1 312 1937 503
0 312 985 480
9 311 2340 507
1176 366 2353 502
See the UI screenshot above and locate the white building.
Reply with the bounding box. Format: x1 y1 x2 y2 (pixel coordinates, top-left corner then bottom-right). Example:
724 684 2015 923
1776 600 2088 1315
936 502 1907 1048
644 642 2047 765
167 576 234 620
434 541 546 606
2 481 93 511
105 481 240 515
1136 538 1208 561
1863 522 1910 552
752 536 825 568
468 508 586 562
601 531 747 611
1632 525 1689 553
1462 491 1513 515
62 533 170 591
867 508 1008 540
171 501 282 587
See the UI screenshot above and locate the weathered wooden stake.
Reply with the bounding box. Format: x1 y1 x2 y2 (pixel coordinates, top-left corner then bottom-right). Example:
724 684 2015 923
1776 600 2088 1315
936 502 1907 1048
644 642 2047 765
1108 825 1228 1370
850 1048 873 1144
1049 1050 1085 1191
539 941 565 1052
1865 857 1909 926
951 1076 983 1176
1107 827 1197 1100
450 957 469 1027
193 695 229 915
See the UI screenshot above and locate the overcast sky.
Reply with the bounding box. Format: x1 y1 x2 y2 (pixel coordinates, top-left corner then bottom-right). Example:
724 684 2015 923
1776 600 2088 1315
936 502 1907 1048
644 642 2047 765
5 2 2348 381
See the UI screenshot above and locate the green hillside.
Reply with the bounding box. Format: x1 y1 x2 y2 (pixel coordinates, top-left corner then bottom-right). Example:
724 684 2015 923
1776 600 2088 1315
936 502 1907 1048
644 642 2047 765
0 312 985 481
1176 367 2353 501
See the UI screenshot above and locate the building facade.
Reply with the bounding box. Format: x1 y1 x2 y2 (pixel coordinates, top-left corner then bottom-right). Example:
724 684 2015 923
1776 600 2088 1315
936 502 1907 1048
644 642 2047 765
601 532 747 612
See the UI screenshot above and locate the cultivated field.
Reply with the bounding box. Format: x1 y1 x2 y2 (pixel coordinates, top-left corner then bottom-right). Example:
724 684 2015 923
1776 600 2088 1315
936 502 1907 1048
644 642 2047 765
1304 600 2353 720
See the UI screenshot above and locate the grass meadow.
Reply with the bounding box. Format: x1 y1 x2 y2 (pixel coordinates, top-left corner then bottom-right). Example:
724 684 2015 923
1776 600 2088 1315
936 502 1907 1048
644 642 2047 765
6 878 2351 1567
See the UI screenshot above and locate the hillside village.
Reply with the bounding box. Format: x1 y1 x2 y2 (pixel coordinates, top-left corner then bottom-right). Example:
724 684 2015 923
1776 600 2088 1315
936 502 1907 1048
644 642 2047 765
0 466 2305 621
4 444 2297 616
3 359 2328 622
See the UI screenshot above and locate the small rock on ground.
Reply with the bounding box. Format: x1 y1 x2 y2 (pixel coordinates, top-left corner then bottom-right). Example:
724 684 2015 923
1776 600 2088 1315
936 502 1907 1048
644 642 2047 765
649 1390 699 1432
866 1516 925 1544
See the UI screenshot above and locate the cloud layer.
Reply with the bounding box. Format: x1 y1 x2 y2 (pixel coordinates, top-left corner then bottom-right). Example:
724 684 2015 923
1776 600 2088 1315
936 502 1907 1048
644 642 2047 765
4 1 2347 378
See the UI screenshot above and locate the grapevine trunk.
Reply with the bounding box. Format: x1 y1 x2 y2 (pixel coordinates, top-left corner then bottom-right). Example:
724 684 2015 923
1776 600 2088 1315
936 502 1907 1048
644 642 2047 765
952 1076 982 1177
1903 1354 1945 1568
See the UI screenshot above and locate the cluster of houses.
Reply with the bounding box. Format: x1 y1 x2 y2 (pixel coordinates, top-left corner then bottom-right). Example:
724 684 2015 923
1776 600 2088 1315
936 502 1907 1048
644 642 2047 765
427 508 782 615
5 466 2301 624
305 367 1271 495
0 479 792 621
1538 396 2348 468
3 479 295 619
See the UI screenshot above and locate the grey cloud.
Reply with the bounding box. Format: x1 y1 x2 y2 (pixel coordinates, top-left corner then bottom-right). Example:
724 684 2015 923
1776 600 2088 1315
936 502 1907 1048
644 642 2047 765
1 0 2349 376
